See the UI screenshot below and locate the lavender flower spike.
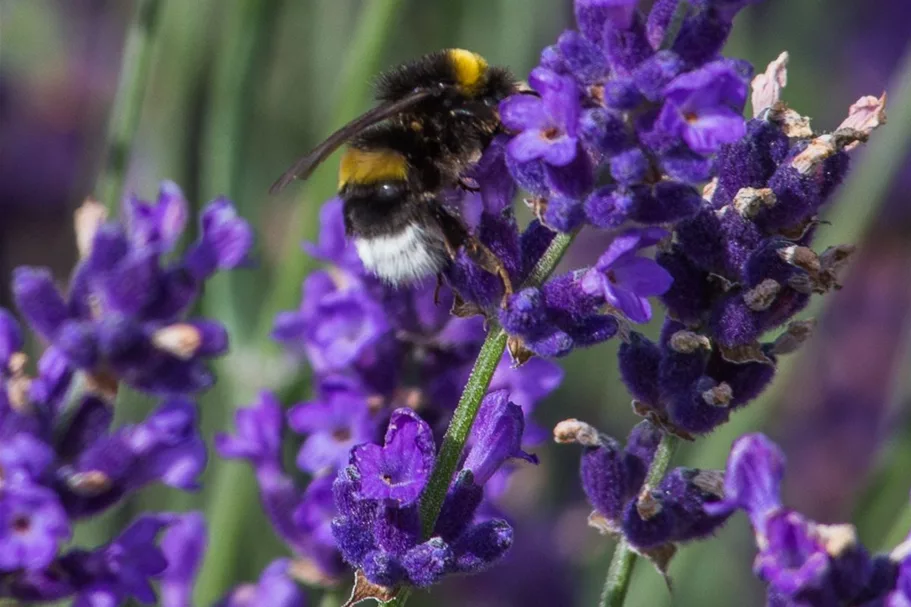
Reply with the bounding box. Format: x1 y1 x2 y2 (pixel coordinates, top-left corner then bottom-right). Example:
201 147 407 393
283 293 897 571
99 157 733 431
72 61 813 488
333 402 533 591
11 187 252 397
709 433 897 606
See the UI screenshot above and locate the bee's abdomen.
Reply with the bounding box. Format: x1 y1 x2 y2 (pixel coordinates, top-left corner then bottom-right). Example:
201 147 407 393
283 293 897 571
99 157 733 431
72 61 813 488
354 224 448 285
342 180 447 285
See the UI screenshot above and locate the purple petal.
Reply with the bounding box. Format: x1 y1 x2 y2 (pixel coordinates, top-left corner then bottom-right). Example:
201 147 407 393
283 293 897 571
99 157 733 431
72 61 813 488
541 135 580 167
595 230 648 270
499 96 550 131
704 433 785 529
200 198 253 269
215 560 305 607
463 390 531 485
580 267 610 299
296 433 350 475
0 483 71 571
753 511 830 597
215 392 284 466
161 512 207 607
508 130 554 164
611 256 674 297
287 401 334 434
352 408 435 506
683 109 748 155
605 284 653 324
0 308 23 366
12 267 70 340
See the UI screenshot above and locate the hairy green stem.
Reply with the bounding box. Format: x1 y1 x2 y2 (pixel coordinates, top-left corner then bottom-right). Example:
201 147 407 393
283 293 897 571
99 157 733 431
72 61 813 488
94 0 164 210
419 327 509 535
600 433 679 607
385 231 577 607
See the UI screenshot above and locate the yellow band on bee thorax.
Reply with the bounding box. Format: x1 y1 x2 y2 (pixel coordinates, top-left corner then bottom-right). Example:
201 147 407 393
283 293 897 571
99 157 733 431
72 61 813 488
338 148 408 189
447 48 488 95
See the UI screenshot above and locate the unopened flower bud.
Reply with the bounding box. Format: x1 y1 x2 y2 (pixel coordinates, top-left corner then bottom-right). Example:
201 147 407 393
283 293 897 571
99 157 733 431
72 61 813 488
751 51 789 117
152 324 203 360
553 419 601 447
668 330 712 354
743 279 781 311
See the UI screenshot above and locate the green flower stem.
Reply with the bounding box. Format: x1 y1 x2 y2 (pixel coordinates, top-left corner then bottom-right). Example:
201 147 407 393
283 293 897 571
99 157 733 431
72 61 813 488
420 230 576 537
419 327 509 536
600 432 679 607
385 231 577 607
94 0 164 211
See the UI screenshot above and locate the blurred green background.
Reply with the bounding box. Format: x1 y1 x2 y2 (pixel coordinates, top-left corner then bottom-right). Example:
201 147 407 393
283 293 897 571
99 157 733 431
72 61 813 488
2 0 911 605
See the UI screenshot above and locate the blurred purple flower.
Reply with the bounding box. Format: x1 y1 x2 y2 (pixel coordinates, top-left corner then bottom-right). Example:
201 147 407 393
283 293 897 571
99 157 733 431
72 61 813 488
0 483 70 572
58 515 171 606
288 377 376 474
272 270 392 374
160 512 207 607
0 306 209 604
124 181 188 252
214 560 306 607
11 185 251 397
217 392 346 585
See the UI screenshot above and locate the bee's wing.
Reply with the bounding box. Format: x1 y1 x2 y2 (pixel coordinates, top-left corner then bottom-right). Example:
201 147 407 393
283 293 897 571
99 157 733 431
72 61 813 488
269 89 439 194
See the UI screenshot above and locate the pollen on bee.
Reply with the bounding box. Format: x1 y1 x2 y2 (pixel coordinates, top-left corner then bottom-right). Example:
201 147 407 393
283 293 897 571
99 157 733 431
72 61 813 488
338 148 408 189
447 48 488 94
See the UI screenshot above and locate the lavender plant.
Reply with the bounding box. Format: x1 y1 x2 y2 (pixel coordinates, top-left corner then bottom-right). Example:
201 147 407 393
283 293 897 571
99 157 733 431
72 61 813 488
3 1 907 606
0 186 250 603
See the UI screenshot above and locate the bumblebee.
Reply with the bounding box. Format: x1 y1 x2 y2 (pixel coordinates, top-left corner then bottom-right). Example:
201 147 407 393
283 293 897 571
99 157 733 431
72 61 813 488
270 49 518 291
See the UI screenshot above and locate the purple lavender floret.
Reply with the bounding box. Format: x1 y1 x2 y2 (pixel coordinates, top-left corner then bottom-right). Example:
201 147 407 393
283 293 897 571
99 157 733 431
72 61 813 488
11 183 252 397
581 227 673 323
501 68 583 169
708 433 911 606
331 396 534 589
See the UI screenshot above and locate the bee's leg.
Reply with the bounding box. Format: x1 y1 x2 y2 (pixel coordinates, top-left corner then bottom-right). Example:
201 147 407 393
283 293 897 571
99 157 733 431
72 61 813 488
464 236 514 307
432 205 512 307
